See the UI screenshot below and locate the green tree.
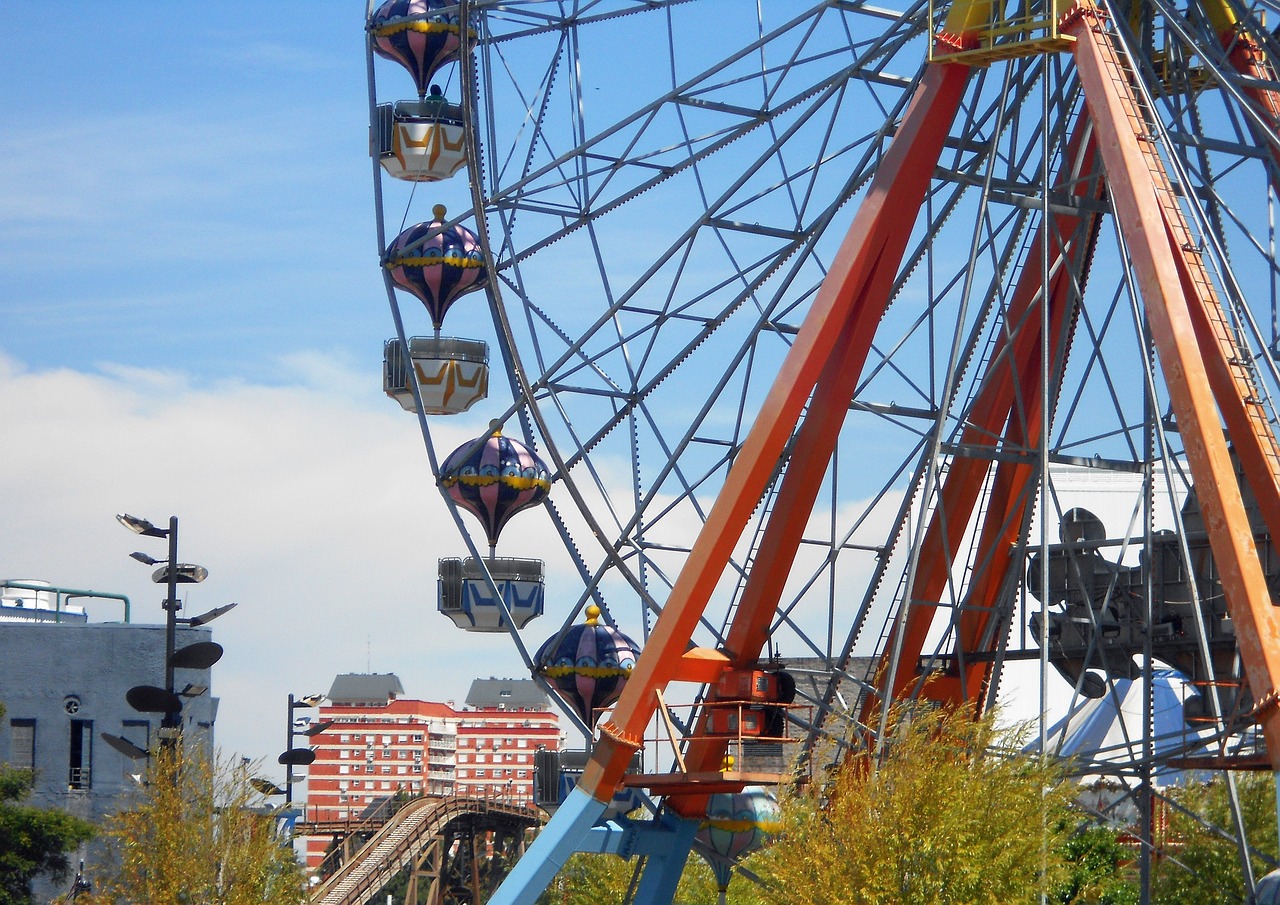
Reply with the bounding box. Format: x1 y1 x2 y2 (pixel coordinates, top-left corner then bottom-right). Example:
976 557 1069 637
0 702 94 905
537 851 635 904
749 704 1077 905
86 745 305 905
1152 772 1278 905
1052 824 1138 905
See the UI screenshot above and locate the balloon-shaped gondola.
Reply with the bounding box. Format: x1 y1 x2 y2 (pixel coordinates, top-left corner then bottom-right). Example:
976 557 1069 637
534 605 640 726
696 785 780 904
370 0 470 99
439 430 551 550
384 206 488 331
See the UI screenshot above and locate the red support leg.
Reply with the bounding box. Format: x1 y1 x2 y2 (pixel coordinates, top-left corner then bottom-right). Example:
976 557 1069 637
579 61 972 803
1068 1 1280 769
866 124 1105 715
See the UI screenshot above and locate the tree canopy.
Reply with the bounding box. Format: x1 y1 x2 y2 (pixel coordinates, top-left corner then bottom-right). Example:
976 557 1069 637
84 744 305 905
1152 771 1279 905
0 702 95 905
749 704 1077 905
533 705 1080 905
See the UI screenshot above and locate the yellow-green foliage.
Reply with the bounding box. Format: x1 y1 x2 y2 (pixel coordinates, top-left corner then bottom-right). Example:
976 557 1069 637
535 706 1076 905
85 745 305 905
538 851 635 905
1152 772 1278 905
751 705 1076 905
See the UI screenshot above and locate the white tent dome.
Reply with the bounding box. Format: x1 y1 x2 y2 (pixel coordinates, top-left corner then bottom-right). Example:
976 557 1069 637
1024 668 1214 785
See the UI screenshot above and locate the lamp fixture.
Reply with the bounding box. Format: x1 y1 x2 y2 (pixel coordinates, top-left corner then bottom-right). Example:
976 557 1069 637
116 513 168 538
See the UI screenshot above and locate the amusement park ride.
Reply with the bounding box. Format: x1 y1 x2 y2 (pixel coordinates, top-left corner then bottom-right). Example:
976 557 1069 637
362 0 1280 900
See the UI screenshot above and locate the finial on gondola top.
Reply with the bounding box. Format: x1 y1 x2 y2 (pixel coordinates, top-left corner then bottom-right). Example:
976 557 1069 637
370 0 474 99
384 207 489 331
439 430 551 552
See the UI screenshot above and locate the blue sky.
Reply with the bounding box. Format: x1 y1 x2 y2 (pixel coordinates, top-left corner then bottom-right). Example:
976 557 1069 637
0 4 539 779
1 4 376 382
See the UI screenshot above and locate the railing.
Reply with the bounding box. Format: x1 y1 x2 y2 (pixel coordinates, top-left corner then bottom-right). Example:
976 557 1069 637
307 796 539 905
927 0 1076 63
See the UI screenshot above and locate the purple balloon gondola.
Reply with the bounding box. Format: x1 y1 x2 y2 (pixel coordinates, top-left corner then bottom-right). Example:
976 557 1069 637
534 605 640 727
384 205 489 331
370 0 472 99
439 430 551 550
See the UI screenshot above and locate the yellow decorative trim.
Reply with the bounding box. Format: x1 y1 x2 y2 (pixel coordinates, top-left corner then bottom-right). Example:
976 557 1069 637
443 474 550 491
542 665 634 679
385 254 484 269
373 20 461 37
699 818 783 833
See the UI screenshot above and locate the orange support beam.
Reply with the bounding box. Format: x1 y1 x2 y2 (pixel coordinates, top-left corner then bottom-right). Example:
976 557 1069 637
1202 0 1280 196
941 132 1108 706
865 123 1105 717
1225 31 1280 193
578 61 972 803
1066 1 1280 769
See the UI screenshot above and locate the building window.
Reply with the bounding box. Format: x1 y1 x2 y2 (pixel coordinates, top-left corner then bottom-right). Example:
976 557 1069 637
365 764 374 774
412 734 423 743
340 734 350 743
9 719 35 770
476 769 486 778
121 719 150 753
381 766 391 775
68 720 92 790
339 765 350 775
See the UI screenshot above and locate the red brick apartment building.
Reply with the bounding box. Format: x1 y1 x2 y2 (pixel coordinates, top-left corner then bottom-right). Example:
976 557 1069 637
303 673 558 868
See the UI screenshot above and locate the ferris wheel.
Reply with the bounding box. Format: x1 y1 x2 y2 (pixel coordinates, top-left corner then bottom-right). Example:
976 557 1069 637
364 0 1280 901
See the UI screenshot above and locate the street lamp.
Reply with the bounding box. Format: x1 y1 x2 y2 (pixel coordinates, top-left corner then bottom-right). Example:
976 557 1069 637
278 694 332 807
115 513 235 751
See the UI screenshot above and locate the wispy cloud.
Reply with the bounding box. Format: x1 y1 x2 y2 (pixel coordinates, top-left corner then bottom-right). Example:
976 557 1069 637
0 353 566 765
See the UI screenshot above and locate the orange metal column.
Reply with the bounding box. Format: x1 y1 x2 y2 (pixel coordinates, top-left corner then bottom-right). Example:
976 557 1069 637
579 61 972 802
1067 1 1280 767
866 125 1105 715
1209 3 1280 197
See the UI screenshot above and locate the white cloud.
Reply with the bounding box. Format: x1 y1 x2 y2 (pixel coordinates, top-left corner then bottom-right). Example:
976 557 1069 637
0 353 543 767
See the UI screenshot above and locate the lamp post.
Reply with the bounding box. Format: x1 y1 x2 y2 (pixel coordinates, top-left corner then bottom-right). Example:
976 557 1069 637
115 513 234 752
279 694 331 807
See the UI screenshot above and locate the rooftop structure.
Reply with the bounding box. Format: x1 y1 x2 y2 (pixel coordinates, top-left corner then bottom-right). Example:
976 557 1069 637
326 672 406 707
0 584 218 901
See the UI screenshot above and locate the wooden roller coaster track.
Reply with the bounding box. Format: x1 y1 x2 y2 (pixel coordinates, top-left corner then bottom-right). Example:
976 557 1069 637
309 796 540 905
